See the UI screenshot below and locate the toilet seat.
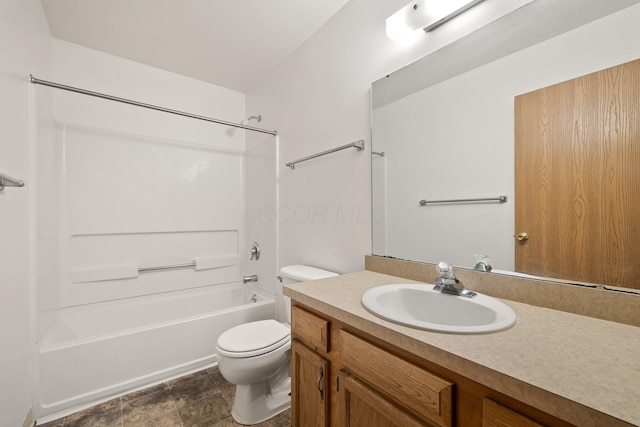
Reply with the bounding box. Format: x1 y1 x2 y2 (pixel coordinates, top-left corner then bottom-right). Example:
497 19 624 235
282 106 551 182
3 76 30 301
217 319 291 358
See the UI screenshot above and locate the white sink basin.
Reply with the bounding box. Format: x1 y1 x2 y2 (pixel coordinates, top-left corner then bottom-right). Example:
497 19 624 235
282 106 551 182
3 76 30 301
361 284 516 334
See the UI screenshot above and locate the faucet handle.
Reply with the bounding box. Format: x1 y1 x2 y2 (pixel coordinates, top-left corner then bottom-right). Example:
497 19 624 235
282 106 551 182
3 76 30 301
434 260 477 298
249 242 260 261
473 254 492 272
436 261 455 279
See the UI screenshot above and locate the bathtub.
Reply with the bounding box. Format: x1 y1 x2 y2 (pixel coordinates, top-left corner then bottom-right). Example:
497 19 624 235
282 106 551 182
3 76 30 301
35 283 274 421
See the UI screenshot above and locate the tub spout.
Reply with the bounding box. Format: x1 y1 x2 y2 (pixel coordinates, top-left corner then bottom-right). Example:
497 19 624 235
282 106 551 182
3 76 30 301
243 274 258 284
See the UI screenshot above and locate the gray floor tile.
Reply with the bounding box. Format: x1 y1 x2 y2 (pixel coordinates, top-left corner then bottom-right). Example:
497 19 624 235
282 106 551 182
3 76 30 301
122 389 177 426
134 408 183 427
121 382 170 404
63 398 122 427
169 372 221 408
36 367 290 427
177 393 231 427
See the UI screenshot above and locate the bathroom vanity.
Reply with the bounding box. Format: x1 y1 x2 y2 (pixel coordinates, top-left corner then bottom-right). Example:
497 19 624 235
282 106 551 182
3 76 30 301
285 269 640 427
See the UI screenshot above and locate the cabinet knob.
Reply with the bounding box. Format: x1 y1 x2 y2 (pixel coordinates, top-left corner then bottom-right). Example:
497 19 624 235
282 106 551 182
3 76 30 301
517 232 529 242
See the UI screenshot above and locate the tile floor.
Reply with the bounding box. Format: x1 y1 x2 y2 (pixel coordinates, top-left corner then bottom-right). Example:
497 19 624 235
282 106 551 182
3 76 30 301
37 366 291 427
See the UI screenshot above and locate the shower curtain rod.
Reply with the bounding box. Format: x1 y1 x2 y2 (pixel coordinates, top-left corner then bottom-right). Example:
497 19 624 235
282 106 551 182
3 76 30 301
29 75 278 136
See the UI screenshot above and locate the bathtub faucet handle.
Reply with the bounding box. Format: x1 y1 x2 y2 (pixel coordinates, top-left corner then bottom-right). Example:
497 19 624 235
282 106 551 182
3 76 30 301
243 274 258 284
249 242 260 261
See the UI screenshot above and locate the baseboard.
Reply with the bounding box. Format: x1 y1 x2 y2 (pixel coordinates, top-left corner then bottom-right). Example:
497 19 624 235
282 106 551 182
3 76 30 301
22 407 34 427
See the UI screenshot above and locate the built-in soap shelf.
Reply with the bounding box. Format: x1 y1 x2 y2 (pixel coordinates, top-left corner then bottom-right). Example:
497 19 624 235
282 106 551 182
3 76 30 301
70 255 239 283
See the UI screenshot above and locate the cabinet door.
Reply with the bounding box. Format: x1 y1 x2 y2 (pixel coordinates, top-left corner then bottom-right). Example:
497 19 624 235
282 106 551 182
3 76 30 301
291 339 329 427
338 371 433 427
340 331 453 426
483 399 544 427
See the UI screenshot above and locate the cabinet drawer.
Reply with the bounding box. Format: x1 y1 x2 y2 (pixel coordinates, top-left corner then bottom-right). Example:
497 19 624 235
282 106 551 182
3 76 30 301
483 399 544 427
340 331 453 427
292 305 329 352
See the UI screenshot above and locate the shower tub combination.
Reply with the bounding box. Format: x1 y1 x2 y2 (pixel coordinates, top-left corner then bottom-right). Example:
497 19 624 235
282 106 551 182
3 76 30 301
36 283 274 421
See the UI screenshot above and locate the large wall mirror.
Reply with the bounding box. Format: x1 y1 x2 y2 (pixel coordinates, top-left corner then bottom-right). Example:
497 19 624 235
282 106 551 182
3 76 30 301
371 0 640 290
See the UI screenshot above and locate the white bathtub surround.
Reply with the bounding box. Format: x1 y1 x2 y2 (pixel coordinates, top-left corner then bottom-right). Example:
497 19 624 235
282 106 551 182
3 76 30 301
37 283 274 421
32 40 280 422
39 39 247 309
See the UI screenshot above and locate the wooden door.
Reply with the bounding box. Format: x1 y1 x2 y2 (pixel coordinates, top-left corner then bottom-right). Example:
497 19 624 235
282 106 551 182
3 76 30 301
338 371 432 427
291 339 329 427
514 58 640 288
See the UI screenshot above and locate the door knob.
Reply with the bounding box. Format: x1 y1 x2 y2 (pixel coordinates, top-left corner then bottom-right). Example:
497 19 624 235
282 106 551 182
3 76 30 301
517 232 529 242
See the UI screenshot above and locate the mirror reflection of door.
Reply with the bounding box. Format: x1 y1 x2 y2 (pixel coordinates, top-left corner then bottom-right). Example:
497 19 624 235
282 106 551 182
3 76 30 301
515 58 640 289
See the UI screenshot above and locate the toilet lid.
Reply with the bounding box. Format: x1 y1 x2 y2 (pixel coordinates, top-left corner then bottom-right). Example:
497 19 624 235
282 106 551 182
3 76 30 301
217 319 290 354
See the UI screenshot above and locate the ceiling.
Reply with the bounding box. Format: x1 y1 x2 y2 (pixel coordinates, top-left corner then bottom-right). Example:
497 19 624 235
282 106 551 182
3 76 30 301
41 0 351 93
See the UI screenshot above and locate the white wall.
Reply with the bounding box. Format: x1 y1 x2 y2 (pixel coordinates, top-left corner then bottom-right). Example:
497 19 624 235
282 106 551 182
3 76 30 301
245 0 556 274
0 1 52 426
247 0 640 275
246 0 440 274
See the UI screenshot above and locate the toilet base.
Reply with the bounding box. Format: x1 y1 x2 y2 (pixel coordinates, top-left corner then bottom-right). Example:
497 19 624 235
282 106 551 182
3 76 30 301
231 376 291 425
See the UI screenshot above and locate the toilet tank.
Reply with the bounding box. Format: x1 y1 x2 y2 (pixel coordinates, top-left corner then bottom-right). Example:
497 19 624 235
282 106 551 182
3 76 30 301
280 265 339 323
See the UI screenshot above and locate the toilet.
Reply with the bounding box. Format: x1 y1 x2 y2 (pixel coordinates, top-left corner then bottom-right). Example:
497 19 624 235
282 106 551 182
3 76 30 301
215 265 339 425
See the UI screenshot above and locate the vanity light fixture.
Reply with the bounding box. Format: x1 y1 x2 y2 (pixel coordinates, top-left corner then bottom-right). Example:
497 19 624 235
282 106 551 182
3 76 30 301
386 0 485 41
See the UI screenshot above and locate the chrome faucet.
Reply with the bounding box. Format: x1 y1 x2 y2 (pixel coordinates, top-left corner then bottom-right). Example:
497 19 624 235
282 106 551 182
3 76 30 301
473 254 492 272
433 261 477 298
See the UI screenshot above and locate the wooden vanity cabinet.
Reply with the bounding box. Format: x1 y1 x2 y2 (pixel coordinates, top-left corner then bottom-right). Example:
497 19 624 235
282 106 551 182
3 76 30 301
290 302 569 427
291 340 329 427
291 306 332 427
338 371 430 427
339 330 453 427
482 399 543 427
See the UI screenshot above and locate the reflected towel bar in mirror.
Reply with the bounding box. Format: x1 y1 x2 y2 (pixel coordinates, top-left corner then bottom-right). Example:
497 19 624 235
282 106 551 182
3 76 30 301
419 195 507 206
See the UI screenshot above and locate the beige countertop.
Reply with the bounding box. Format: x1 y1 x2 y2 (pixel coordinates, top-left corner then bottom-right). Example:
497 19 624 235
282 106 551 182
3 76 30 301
284 270 640 427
